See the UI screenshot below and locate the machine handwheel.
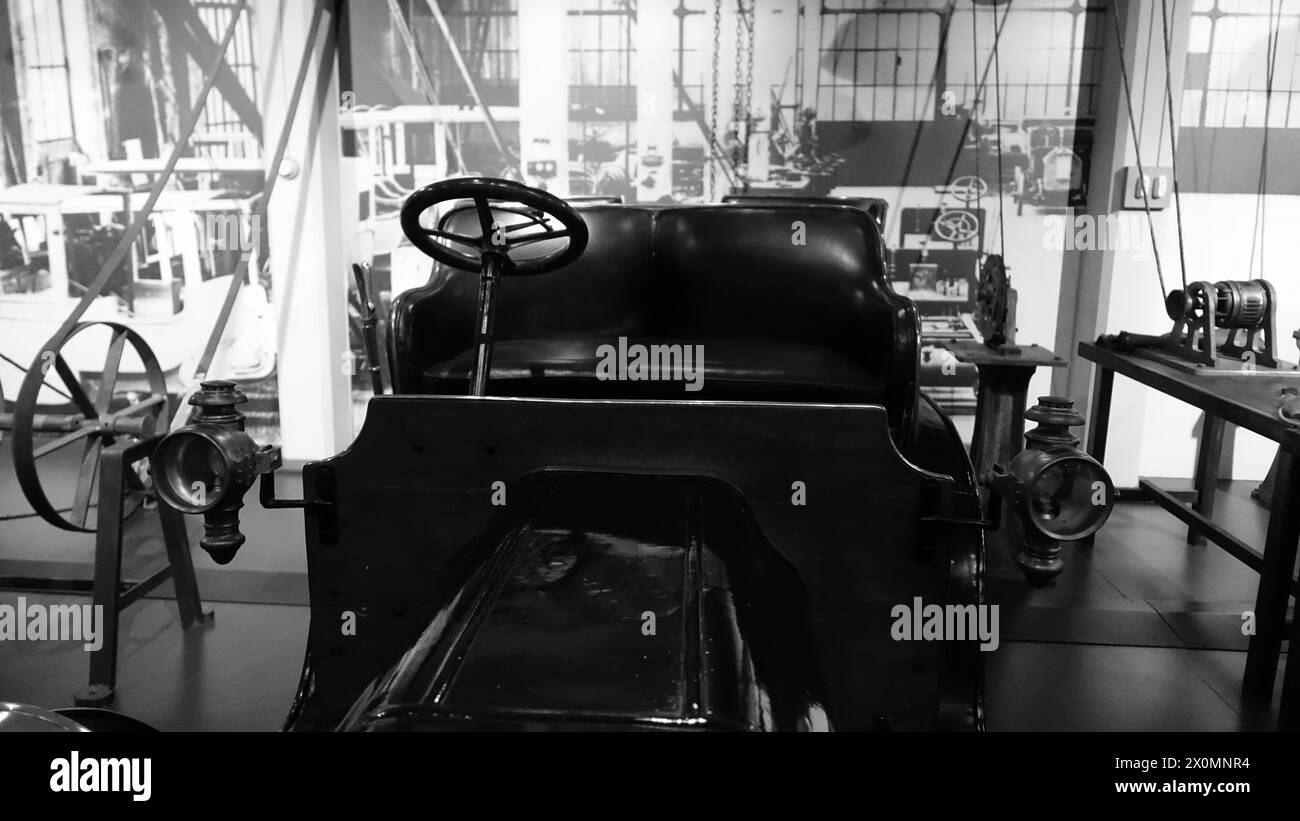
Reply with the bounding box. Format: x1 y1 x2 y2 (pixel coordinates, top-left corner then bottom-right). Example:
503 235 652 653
933 209 981 244
976 254 1011 347
12 322 170 532
949 175 989 204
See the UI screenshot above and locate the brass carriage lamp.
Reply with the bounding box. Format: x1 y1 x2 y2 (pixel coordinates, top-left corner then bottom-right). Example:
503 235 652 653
987 396 1115 586
153 380 280 564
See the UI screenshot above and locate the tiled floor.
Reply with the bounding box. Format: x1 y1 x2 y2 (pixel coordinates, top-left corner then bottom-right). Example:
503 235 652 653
0 441 1290 730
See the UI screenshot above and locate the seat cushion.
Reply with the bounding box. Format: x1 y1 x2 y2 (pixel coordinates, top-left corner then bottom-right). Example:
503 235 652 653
422 338 886 403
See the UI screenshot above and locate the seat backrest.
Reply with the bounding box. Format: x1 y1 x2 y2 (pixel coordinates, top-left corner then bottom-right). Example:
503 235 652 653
722 194 888 233
654 205 916 428
390 202 918 431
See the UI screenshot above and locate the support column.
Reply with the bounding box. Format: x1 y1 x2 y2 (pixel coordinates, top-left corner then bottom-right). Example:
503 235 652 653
749 0 800 183
518 1 569 196
1051 0 1191 487
61 0 108 164
258 0 351 459
798 0 821 123
0 1 20 184
634 0 676 202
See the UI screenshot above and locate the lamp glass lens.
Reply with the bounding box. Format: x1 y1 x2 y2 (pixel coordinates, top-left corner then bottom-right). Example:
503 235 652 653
162 433 227 512
1028 458 1108 538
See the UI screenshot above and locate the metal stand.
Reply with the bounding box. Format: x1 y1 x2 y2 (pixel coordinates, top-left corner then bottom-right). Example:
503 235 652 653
946 342 1066 486
945 342 1066 569
74 436 211 707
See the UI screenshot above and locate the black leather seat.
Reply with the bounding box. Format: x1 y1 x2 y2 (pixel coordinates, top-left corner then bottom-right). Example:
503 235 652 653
390 203 918 431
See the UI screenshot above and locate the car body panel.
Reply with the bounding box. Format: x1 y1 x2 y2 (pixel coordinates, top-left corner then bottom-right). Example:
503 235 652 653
285 395 982 732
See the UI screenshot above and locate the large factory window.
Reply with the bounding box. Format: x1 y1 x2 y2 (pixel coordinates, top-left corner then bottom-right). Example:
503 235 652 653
568 0 636 197
1183 0 1300 128
817 1 942 122
947 0 1104 121
193 0 259 156
672 0 709 119
414 0 519 107
817 0 1103 125
10 0 78 176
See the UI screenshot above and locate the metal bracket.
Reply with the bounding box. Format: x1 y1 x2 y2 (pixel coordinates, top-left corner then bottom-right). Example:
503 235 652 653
918 474 1002 530
259 460 337 544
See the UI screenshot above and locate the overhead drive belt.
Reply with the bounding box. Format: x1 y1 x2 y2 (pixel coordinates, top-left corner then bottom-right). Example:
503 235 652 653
190 0 337 386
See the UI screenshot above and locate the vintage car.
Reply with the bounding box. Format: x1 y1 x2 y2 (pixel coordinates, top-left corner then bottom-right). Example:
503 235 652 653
151 178 1113 732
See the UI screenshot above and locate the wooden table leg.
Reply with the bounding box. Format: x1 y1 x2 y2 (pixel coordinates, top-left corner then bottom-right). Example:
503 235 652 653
1281 597 1300 730
1188 414 1225 546
1243 448 1300 702
1083 365 1114 546
1086 365 1114 464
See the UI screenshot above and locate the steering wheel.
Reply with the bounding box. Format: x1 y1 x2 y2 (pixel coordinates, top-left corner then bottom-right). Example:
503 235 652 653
400 177 588 276
399 178 590 397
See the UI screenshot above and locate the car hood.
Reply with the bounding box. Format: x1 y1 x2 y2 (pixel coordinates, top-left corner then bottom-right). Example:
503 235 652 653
334 471 831 731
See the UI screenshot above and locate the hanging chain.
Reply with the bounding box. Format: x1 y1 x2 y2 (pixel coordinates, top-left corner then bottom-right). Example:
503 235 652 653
970 1 982 227
743 0 755 166
732 1 745 169
992 6 1006 258
709 0 722 200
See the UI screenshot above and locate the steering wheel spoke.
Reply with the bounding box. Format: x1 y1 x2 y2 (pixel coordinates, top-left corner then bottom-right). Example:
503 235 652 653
503 215 553 233
508 228 570 248
423 227 482 248
474 197 497 238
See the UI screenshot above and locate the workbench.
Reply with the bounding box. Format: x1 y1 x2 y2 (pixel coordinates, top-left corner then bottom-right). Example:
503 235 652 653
1079 341 1300 728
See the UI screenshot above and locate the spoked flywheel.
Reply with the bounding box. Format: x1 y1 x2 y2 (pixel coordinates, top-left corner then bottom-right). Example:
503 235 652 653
976 254 1012 347
11 322 170 532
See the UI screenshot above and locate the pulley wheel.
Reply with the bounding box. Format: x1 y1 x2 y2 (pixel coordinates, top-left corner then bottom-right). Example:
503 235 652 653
11 322 170 532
